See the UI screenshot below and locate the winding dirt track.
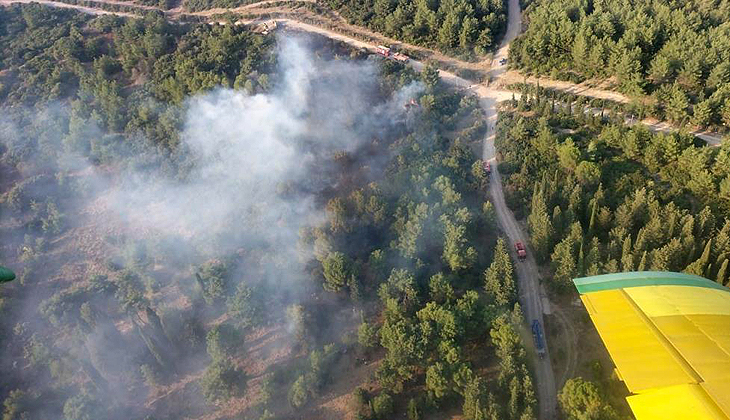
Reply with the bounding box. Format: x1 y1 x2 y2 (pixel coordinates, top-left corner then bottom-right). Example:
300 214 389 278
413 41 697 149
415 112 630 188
477 0 558 417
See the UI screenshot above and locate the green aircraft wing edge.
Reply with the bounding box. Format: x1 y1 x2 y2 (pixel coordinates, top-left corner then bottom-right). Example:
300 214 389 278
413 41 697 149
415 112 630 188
0 266 16 283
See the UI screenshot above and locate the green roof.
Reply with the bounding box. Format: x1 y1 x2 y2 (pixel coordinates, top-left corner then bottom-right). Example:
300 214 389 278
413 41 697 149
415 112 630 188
573 271 729 294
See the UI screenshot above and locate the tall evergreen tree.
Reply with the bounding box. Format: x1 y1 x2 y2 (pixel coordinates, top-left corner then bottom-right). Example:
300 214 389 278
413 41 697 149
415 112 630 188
528 189 554 263
717 259 729 285
484 238 517 305
685 239 712 276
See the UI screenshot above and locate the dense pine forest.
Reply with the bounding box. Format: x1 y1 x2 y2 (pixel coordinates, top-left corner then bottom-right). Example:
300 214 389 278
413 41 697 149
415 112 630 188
496 89 730 291
509 0 730 131
0 4 539 420
492 87 730 420
325 0 508 57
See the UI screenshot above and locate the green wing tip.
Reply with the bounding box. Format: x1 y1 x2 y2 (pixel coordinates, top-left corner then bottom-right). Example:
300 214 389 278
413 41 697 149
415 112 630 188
573 271 727 294
0 266 16 283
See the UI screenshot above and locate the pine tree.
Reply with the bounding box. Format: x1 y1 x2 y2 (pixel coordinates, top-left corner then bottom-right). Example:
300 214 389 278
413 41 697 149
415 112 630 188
692 99 714 128
572 32 589 73
442 217 477 272
552 238 577 287
585 238 603 276
462 378 485 420
508 375 520 419
666 84 690 124
459 16 478 50
482 201 496 228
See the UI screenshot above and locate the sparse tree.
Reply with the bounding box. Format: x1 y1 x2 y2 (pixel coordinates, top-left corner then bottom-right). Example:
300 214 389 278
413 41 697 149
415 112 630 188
559 378 616 420
322 252 352 292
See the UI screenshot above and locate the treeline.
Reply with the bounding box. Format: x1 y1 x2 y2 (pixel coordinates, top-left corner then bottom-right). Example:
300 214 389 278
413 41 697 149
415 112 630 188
182 0 248 12
510 0 730 131
496 90 730 292
326 0 507 57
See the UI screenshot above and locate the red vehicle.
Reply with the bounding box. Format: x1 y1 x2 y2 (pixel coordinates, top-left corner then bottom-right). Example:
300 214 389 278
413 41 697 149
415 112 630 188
404 98 419 109
376 45 391 57
483 160 491 174
515 242 527 260
392 52 409 63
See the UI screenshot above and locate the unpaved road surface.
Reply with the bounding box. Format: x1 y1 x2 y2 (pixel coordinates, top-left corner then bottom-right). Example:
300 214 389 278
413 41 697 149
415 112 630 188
479 0 558 418
5 0 723 148
497 71 631 103
0 0 139 16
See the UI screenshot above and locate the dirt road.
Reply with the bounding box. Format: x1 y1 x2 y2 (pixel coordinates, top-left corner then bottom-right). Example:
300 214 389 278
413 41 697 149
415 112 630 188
0 0 139 16
478 0 558 418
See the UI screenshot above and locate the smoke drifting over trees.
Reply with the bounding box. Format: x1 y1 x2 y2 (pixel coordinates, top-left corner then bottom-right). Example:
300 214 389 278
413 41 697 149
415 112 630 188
1 6 529 419
0 28 422 417
104 36 423 257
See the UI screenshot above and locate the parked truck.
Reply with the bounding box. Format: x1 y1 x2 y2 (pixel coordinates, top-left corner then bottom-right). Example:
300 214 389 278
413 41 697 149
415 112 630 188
515 241 526 261
375 46 410 63
392 52 409 63
532 319 546 359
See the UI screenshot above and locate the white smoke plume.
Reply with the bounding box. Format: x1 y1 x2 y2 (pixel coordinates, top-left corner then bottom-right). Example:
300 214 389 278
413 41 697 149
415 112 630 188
0 33 426 418
106 35 423 259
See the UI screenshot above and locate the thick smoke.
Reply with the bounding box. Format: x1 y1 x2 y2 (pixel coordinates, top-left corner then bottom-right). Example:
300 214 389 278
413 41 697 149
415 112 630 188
109 36 421 259
0 34 423 418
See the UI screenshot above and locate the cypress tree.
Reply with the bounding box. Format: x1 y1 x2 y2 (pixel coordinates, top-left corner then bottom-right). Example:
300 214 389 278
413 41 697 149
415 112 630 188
717 259 729 285
588 200 598 236
528 190 554 263
685 239 712 276
552 206 563 238
621 236 634 271
637 250 648 271
577 241 585 276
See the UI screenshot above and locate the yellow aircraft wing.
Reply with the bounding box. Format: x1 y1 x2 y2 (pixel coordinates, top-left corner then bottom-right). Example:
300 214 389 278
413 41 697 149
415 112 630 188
574 271 730 420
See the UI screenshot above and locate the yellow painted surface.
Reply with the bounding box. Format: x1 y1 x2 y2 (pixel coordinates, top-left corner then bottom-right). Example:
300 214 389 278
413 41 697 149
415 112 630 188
702 381 730 419
627 384 729 420
688 315 730 357
626 286 730 317
652 315 730 383
580 291 696 392
577 276 730 420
